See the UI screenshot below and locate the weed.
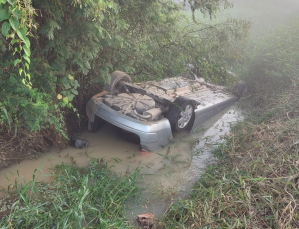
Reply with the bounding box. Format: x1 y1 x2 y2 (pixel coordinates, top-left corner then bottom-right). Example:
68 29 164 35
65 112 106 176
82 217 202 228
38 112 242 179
156 81 299 228
0 161 140 228
156 8 299 224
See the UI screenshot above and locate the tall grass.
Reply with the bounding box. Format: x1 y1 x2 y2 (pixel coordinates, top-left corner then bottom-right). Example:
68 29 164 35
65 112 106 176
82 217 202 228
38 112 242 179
240 17 299 92
0 161 139 228
156 5 299 229
157 82 299 228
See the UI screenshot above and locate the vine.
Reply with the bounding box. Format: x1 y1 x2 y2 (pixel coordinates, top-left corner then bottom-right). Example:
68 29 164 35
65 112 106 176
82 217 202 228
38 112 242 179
0 0 36 87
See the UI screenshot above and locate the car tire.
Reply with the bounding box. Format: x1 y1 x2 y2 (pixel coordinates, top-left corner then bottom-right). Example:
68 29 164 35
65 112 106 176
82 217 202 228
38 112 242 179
88 115 104 132
105 71 132 95
167 97 195 132
233 81 248 98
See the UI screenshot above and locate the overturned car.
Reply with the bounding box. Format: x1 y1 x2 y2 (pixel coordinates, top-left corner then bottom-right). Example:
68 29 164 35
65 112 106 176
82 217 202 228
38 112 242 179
86 71 238 151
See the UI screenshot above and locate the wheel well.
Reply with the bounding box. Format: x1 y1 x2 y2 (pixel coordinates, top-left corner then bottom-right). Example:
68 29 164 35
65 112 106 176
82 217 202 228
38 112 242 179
118 129 141 144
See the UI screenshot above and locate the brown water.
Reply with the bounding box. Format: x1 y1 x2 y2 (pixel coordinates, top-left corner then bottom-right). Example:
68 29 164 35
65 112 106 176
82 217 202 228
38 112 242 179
0 107 242 219
126 107 243 219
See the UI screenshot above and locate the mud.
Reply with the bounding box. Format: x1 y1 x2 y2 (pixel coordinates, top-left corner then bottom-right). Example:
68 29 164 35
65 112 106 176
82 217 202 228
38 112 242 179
0 107 243 220
126 107 243 220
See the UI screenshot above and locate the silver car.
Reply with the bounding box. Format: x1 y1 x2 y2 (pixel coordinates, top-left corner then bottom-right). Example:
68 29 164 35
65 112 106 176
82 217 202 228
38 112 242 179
86 71 238 151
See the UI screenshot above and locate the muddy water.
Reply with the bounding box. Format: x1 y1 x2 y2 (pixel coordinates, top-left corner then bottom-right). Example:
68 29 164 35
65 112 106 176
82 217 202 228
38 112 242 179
0 107 242 219
126 107 243 219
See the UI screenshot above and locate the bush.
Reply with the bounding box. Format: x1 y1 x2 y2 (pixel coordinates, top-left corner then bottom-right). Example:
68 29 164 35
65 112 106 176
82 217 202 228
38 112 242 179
0 0 249 155
241 17 299 94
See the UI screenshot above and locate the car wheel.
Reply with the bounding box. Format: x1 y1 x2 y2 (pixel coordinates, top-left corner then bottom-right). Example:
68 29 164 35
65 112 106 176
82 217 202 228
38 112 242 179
233 81 248 98
105 71 132 95
88 115 104 132
167 97 195 132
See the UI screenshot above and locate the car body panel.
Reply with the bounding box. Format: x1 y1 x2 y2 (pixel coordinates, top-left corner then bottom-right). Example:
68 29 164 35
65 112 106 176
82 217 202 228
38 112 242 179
192 96 237 131
87 75 237 151
87 99 173 151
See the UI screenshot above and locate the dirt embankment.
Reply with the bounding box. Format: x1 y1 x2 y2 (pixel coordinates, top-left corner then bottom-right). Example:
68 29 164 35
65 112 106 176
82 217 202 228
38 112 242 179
0 126 68 170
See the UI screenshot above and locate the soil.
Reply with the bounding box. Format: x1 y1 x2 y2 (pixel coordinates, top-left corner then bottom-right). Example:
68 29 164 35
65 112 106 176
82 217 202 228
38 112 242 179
0 111 87 170
0 126 69 170
0 151 36 170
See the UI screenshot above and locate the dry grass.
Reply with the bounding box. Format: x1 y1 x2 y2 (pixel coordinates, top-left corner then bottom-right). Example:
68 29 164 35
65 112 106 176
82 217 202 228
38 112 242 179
156 84 299 228
0 126 66 168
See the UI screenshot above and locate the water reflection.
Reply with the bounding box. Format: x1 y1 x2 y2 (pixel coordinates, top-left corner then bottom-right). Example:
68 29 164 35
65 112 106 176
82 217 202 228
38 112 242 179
0 107 243 221
126 107 243 219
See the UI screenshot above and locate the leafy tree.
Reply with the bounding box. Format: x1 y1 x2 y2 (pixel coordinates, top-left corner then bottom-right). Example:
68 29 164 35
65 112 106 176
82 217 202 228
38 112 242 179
184 0 232 17
0 0 250 149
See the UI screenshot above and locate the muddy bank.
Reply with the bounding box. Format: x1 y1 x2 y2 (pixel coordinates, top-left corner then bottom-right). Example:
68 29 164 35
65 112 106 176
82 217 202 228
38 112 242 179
0 126 67 171
0 107 243 226
126 107 243 220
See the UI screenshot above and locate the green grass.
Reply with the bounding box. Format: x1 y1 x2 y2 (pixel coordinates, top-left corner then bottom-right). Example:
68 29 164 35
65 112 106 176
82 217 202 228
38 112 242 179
156 83 299 228
155 5 299 228
1 2 299 228
0 160 140 228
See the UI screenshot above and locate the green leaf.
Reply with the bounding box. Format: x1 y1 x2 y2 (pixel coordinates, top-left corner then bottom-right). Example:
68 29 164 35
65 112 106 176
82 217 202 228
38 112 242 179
12 8 21 19
13 58 20 66
9 16 19 31
1 21 10 36
23 45 30 56
62 97 69 104
25 62 29 70
16 28 26 41
23 54 30 64
0 8 10 21
2 107 11 130
68 94 75 101
24 37 30 48
11 38 18 45
63 82 71 89
71 89 78 95
70 80 79 88
0 0 7 4
19 68 23 75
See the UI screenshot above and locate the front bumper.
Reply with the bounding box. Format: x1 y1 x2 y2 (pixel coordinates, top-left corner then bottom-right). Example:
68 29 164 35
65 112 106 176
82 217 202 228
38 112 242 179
87 99 173 151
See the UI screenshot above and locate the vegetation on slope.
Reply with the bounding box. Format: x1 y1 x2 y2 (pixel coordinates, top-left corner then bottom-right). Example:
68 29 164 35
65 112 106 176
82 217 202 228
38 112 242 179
0 0 249 158
157 15 299 229
0 161 140 228
1 2 299 228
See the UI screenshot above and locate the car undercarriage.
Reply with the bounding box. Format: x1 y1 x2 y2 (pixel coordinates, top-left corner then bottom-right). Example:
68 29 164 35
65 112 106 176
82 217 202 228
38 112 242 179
86 71 238 151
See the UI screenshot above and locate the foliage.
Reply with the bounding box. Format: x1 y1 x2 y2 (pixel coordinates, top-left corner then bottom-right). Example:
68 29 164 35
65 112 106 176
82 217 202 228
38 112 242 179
0 0 249 143
156 10 299 229
0 58 65 134
219 0 299 97
157 81 299 229
184 0 232 18
0 0 35 87
0 161 140 228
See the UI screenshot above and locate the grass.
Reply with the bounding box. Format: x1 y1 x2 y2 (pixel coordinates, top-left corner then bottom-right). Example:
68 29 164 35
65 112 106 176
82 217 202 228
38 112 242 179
0 160 140 228
1 2 299 228
155 9 299 228
156 83 299 228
